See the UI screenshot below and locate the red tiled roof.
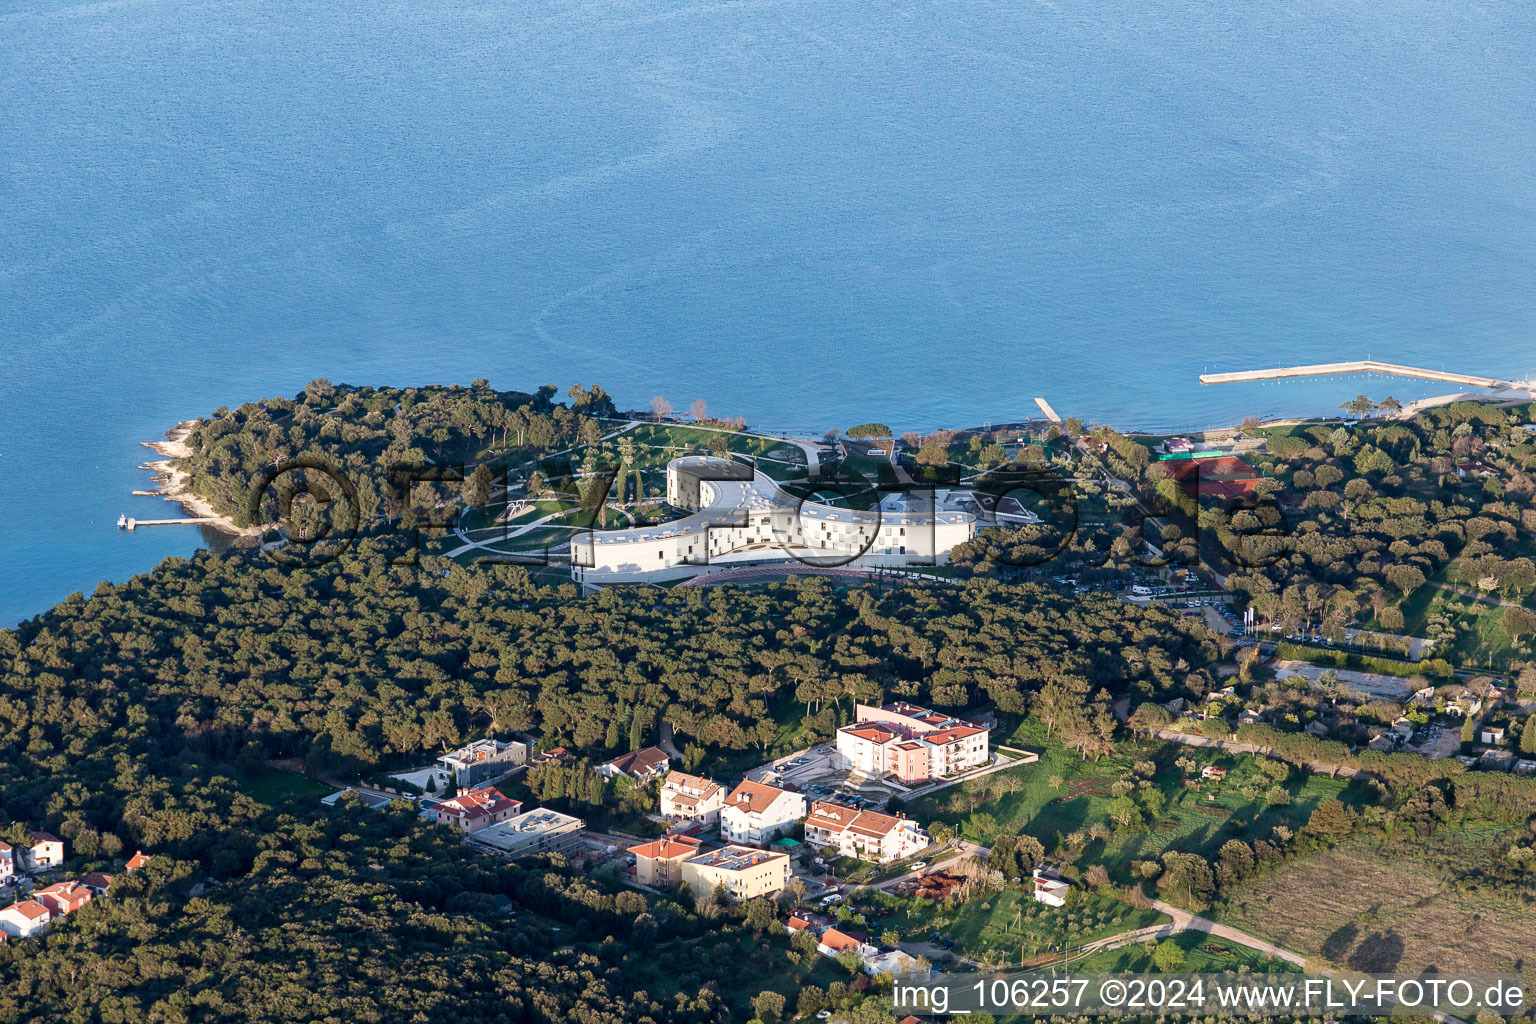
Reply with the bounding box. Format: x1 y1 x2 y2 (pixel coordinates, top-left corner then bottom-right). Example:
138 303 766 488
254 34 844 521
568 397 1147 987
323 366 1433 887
28 830 62 845
437 786 521 822
125 851 151 871
628 836 703 861
804 800 860 831
786 916 810 931
5 900 49 921
81 872 114 891
818 927 862 952
725 780 794 814
602 746 670 777
36 881 91 914
842 725 897 744
923 724 985 745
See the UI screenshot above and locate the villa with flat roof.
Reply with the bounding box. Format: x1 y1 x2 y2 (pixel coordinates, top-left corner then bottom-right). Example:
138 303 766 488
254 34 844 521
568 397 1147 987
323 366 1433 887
571 456 976 584
678 844 791 905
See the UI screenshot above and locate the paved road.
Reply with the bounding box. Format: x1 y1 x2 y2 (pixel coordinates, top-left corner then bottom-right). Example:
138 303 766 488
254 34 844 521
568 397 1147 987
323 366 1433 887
872 841 988 892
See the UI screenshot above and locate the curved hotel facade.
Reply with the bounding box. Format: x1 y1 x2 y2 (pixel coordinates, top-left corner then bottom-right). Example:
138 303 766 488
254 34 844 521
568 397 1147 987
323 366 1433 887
571 455 976 584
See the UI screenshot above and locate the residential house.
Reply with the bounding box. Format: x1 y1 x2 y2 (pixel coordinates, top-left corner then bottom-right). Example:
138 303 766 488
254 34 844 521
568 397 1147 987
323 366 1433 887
528 746 572 768
125 851 151 872
436 738 528 788
0 842 12 886
1390 716 1415 740
468 808 586 860
21 831 64 873
431 786 523 834
678 845 792 905
658 772 726 824
628 835 704 888
596 747 671 783
834 703 990 783
1032 867 1070 907
80 872 114 896
35 881 92 917
0 900 51 939
817 927 877 961
1456 461 1499 479
1449 692 1484 718
863 949 922 977
1480 725 1507 746
1200 765 1227 781
720 780 807 845
785 915 811 933
803 801 929 864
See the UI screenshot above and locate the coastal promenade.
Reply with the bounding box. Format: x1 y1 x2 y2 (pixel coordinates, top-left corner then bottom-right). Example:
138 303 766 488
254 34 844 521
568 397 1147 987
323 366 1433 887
1198 360 1517 389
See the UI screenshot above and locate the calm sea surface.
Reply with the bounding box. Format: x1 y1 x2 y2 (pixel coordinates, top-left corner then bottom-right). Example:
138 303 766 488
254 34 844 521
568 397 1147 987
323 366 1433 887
2 0 1535 626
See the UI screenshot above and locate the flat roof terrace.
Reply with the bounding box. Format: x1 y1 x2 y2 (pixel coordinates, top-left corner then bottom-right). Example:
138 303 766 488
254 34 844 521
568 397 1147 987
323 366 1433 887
586 456 972 547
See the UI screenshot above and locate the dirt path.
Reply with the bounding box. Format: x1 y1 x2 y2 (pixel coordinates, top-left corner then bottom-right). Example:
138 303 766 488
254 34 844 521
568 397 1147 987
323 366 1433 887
1149 899 1307 966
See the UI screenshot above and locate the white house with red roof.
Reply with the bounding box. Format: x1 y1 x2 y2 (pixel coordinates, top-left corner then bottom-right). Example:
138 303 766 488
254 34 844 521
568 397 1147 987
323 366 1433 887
817 926 878 961
720 780 806 845
658 772 726 823
431 786 523 834
803 801 929 864
834 702 989 783
596 747 671 783
20 831 64 873
0 900 51 939
125 851 151 872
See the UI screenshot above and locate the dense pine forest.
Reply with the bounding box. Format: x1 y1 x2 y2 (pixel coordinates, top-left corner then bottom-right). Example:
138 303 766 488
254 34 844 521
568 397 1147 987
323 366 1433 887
0 539 1213 1022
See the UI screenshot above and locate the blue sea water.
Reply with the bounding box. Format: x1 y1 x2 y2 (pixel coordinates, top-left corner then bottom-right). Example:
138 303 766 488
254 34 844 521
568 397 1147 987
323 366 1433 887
2 0 1535 627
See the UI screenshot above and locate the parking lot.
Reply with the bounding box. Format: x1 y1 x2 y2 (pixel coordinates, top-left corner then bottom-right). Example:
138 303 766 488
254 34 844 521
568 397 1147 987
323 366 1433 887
745 744 902 811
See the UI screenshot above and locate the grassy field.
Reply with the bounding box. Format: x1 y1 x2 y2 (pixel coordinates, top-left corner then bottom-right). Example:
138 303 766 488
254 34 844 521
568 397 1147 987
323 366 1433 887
1389 563 1533 671
1216 826 1536 983
881 889 1167 965
904 719 1357 882
1070 926 1295 974
242 768 333 804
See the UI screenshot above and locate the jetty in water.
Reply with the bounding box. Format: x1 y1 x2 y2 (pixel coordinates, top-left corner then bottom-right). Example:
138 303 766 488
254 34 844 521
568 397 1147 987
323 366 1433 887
118 515 220 530
1198 360 1517 389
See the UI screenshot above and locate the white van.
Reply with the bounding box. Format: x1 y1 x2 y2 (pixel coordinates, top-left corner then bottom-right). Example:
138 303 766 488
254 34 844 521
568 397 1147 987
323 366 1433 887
1130 585 1153 596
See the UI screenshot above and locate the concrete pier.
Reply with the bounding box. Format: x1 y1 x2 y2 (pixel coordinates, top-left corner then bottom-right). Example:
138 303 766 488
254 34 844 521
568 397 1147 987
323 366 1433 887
1199 360 1514 389
1034 397 1062 423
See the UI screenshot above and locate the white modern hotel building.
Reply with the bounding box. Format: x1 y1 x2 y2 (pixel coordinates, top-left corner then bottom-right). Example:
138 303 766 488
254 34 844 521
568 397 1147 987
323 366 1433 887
571 455 976 584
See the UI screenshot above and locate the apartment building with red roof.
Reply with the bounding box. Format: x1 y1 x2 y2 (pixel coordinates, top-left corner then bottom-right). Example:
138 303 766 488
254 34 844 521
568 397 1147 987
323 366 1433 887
628 835 704 887
803 801 929 864
720 780 806 845
835 702 989 783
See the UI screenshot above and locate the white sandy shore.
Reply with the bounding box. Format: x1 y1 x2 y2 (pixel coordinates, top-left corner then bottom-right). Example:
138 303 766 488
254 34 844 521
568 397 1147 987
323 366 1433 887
139 421 264 537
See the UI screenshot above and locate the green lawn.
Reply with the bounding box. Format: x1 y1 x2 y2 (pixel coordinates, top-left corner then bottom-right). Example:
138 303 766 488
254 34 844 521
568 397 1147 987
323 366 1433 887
872 887 1166 966
1070 926 1295 974
242 769 333 805
1391 562 1534 671
904 719 1355 882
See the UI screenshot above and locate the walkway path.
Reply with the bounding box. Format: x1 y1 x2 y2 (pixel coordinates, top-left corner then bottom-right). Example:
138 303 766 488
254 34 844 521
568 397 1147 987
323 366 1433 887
1149 899 1307 967
1429 582 1526 610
